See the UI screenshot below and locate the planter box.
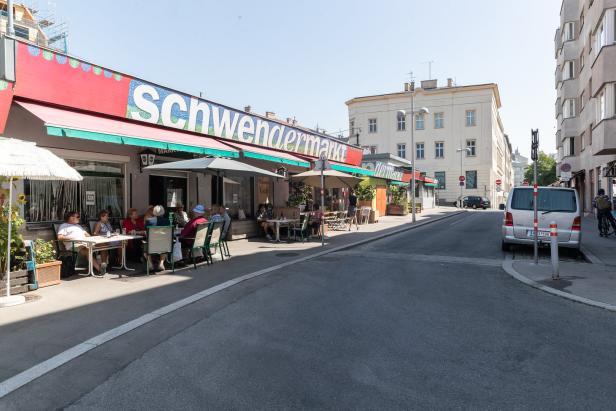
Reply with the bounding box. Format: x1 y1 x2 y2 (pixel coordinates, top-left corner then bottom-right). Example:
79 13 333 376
358 200 373 208
0 269 29 295
387 204 408 216
36 260 62 288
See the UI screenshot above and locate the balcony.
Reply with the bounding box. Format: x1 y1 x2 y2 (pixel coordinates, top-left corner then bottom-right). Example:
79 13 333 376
591 45 616 96
591 118 616 155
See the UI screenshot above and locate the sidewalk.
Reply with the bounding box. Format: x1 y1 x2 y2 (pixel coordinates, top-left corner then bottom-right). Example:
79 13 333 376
0 207 460 383
505 215 616 311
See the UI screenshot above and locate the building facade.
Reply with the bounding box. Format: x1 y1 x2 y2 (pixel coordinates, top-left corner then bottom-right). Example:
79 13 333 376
555 0 616 212
346 80 513 206
512 148 529 186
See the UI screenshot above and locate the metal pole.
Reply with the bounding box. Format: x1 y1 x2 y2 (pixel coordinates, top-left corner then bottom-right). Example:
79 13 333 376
410 92 416 223
5 177 13 297
550 221 559 280
459 150 463 207
7 0 15 37
320 168 325 246
533 161 539 264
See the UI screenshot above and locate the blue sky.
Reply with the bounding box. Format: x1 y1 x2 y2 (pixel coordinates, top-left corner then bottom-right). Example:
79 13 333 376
54 0 561 156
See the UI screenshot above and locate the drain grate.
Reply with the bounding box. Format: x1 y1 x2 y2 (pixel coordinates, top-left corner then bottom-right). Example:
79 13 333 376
276 252 300 257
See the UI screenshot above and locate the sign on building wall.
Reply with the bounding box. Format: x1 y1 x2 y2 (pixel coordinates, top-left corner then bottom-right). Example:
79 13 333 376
362 161 404 181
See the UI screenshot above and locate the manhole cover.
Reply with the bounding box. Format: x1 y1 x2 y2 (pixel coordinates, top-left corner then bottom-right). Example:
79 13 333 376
276 252 300 257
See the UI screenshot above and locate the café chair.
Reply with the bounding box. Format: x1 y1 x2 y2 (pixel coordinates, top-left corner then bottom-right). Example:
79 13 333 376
187 223 209 269
144 225 174 275
205 221 225 264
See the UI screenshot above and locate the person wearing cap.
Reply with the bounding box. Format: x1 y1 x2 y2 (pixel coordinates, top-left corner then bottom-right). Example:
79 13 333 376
145 205 170 271
180 204 208 250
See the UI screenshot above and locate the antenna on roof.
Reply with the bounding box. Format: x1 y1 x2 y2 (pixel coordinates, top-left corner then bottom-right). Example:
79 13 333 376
422 60 435 79
406 70 415 83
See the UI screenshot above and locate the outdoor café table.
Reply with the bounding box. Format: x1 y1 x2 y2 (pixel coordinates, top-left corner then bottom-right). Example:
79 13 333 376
78 234 143 278
266 218 300 242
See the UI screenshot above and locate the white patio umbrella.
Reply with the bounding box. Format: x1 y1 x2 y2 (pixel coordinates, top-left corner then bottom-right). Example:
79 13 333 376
0 138 82 308
290 168 362 189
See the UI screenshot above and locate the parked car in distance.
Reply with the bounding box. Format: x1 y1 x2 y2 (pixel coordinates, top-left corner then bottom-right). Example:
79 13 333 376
462 196 491 209
501 187 581 251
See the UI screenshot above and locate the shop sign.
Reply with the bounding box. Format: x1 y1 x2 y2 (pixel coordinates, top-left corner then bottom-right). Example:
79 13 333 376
362 161 404 181
85 191 96 206
127 79 352 163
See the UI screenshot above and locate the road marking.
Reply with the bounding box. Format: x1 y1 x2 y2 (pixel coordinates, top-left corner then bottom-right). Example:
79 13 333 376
0 211 464 398
335 250 502 267
449 212 474 226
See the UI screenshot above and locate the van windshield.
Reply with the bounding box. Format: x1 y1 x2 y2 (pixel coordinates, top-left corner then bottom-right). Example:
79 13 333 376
511 188 576 212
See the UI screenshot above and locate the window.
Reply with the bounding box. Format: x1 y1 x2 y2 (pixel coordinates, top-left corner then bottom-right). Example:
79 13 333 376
369 145 377 154
563 98 576 118
563 60 575 80
580 11 585 29
580 51 585 69
368 118 377 133
14 25 29 40
465 170 477 189
465 110 476 127
595 84 614 122
563 22 575 41
581 131 586 148
581 90 586 110
466 139 476 156
435 142 444 158
349 119 355 137
396 112 406 131
361 145 378 154
434 171 446 189
511 188 576 212
416 143 425 159
564 137 575 157
434 112 444 129
397 143 406 158
415 114 425 130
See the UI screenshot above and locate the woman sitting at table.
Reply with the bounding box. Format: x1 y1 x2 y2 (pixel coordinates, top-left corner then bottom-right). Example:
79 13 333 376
93 209 120 270
180 204 208 249
122 208 146 261
145 205 170 272
174 202 189 227
143 205 156 227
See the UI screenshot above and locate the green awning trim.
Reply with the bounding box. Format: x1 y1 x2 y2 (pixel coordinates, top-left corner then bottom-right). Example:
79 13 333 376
46 126 240 158
424 183 437 187
243 150 309 168
389 181 408 186
330 163 374 176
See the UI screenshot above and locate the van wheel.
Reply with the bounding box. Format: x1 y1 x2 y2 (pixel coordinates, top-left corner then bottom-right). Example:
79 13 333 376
501 241 511 252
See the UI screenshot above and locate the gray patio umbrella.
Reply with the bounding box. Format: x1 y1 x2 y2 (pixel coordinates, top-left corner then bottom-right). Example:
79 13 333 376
290 169 362 189
0 138 83 308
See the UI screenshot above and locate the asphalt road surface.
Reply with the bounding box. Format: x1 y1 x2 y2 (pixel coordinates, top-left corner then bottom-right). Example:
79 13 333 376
4 211 616 410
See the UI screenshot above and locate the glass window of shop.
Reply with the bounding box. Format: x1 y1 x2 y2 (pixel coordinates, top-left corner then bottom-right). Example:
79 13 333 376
24 160 124 225
224 176 254 219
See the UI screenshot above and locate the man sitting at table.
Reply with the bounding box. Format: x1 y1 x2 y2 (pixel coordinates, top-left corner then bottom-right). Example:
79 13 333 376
57 210 102 274
257 204 275 241
180 204 208 251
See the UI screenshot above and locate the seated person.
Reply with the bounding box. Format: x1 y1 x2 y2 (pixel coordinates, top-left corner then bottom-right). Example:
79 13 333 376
180 204 208 250
257 204 275 241
143 205 156 227
145 205 170 271
93 209 119 270
174 202 189 227
310 203 328 238
122 208 146 261
210 204 224 222
57 211 102 274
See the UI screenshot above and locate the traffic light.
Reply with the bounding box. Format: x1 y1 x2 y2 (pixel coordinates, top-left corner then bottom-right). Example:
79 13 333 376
531 129 539 161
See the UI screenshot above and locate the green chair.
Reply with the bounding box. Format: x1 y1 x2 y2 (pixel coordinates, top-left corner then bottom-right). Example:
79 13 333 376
188 223 209 269
205 221 225 264
290 215 311 242
144 225 174 275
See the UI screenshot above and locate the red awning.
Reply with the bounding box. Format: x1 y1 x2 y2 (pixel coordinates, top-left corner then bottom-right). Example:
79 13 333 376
16 101 239 158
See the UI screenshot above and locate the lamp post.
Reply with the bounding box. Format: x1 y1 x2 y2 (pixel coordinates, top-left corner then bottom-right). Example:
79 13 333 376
398 102 429 223
456 147 472 207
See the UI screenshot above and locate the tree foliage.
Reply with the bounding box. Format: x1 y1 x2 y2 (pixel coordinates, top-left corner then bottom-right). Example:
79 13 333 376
524 152 557 186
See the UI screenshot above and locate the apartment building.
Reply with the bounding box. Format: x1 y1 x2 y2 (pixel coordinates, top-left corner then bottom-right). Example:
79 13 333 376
0 1 47 46
555 0 616 211
512 148 529 186
346 80 513 206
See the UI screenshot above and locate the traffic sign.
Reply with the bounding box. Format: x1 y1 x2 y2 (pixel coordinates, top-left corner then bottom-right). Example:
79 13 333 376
459 175 465 182
496 179 502 185
459 181 464 186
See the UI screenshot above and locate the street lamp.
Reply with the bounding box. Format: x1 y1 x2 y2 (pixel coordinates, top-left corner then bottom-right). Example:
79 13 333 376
398 103 429 223
456 147 472 207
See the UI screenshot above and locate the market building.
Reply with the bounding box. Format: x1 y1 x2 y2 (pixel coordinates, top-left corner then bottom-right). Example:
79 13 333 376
0 37 368 238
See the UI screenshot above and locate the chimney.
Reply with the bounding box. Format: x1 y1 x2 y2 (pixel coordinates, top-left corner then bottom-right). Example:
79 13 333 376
244 105 251 113
265 111 276 119
404 82 410 92
447 78 453 87
421 79 437 90
286 117 293 124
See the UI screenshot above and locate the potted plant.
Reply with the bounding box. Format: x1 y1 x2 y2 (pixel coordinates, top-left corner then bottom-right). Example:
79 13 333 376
33 239 62 287
0 186 28 294
288 182 313 211
387 185 409 216
355 184 375 208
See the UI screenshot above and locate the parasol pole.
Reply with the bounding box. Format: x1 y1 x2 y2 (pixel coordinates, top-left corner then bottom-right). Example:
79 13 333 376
321 167 324 247
5 177 12 297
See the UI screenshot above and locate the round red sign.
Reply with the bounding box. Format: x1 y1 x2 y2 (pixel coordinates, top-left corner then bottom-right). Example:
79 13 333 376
459 176 465 182
496 179 502 185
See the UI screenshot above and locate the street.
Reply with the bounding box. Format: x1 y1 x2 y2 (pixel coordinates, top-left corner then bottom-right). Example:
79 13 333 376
3 211 616 410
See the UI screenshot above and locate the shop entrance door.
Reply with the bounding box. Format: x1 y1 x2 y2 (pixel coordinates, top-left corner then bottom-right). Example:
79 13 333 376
149 175 187 211
375 185 387 216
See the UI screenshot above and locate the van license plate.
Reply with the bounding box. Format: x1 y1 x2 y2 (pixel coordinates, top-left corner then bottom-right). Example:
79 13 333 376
527 230 549 238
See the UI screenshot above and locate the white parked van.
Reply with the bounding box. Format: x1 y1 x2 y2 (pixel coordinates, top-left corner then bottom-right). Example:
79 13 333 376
501 187 581 251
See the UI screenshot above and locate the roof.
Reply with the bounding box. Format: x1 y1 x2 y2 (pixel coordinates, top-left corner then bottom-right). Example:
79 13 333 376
345 83 502 109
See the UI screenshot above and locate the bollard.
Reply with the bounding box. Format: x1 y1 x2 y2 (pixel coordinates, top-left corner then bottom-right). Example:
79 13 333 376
550 221 559 280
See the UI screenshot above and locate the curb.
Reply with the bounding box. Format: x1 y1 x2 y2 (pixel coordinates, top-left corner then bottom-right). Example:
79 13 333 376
0 210 465 398
501 255 616 312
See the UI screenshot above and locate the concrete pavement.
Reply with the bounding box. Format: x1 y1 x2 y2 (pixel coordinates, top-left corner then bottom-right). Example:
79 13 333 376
5 211 616 409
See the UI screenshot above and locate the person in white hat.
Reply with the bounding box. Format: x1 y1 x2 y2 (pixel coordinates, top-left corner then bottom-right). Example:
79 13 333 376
180 204 208 251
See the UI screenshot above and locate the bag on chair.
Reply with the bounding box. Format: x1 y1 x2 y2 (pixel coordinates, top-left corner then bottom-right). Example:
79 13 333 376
172 241 183 262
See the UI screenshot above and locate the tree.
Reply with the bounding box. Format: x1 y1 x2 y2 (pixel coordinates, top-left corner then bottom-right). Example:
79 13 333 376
524 151 557 186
